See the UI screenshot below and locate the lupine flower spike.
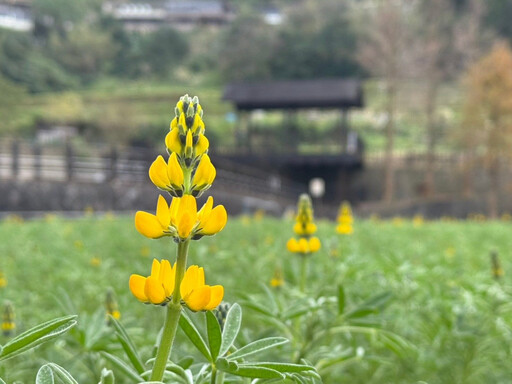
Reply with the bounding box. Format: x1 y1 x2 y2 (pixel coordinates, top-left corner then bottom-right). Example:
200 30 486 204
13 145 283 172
336 201 354 235
2 301 15 337
287 194 321 256
105 288 121 322
130 95 227 382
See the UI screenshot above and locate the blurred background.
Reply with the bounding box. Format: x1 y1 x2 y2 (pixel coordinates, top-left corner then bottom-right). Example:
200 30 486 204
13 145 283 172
0 0 511 218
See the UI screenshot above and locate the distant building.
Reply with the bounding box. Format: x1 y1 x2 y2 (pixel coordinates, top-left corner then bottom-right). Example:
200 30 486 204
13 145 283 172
103 1 235 32
0 3 33 31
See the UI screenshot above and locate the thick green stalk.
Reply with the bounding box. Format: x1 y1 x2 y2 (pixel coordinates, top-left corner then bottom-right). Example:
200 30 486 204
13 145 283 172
299 255 307 293
150 240 190 381
210 365 217 384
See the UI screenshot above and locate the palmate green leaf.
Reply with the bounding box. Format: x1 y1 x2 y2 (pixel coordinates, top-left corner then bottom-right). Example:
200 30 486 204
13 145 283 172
226 337 289 361
100 352 144 382
109 315 145 374
0 315 77 362
219 303 242 357
43 363 79 384
179 312 211 362
36 365 55 384
206 311 222 361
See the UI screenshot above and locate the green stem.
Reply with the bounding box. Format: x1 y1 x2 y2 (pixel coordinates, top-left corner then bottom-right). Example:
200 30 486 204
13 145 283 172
299 255 307 293
210 365 217 384
150 240 190 382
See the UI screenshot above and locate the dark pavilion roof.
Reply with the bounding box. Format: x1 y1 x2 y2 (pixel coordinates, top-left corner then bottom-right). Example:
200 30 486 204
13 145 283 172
223 78 363 110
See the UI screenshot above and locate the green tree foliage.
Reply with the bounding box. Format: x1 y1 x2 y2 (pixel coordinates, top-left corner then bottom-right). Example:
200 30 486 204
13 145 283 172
140 28 189 77
484 0 512 42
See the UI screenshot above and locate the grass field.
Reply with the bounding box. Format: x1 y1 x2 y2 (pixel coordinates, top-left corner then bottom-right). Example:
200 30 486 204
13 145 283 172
0 214 511 383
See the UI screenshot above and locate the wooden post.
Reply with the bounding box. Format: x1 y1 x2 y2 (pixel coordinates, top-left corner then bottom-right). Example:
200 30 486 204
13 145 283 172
33 144 41 181
66 141 73 181
11 140 19 180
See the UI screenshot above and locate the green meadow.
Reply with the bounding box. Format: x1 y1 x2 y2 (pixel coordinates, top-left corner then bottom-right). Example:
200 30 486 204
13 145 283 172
0 214 511 383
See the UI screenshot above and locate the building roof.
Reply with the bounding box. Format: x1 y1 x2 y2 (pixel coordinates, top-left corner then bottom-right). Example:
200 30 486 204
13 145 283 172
223 78 363 110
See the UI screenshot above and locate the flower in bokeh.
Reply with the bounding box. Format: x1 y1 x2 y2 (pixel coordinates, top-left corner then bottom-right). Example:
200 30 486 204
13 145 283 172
270 267 284 288
2 301 15 336
412 214 424 227
0 272 6 288
105 288 121 321
336 201 354 235
90 257 101 267
287 194 321 256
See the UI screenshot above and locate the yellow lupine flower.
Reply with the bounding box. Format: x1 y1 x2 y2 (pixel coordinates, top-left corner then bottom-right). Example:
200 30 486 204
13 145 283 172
135 195 227 241
2 302 15 336
287 237 321 254
180 265 224 311
293 222 317 236
0 272 6 288
129 259 175 305
191 154 216 193
336 223 353 235
148 153 184 195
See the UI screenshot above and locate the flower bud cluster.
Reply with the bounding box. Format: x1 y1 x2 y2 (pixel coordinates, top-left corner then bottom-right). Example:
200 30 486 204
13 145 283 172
287 194 321 256
2 301 15 336
336 201 354 235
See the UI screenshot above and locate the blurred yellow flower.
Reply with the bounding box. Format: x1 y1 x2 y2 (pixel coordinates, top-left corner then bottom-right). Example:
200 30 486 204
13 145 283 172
445 246 456 259
253 209 265 221
412 214 424 227
0 272 7 288
270 267 284 288
84 206 94 217
135 195 227 241
74 240 84 250
105 288 121 320
90 257 101 267
140 246 151 258
336 201 354 235
2 302 15 336
287 237 321 254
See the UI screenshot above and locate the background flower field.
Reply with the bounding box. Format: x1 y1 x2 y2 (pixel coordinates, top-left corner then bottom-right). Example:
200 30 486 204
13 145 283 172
0 214 511 383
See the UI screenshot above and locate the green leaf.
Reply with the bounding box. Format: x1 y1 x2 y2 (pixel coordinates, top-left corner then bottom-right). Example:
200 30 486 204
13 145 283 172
243 362 315 373
100 352 144 382
219 303 241 357
226 337 289 361
109 315 145 374
344 307 377 319
45 363 79 384
179 312 212 361
362 292 393 310
221 364 284 379
0 315 77 361
215 357 238 372
338 285 345 315
206 311 222 361
239 301 274 317
36 365 55 384
99 368 115 384
176 356 194 369
0 378 5 384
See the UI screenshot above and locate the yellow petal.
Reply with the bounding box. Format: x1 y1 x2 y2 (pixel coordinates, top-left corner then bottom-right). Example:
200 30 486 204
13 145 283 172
309 237 321 252
180 265 199 299
293 222 305 235
176 195 198 239
298 238 309 253
198 196 214 222
286 238 299 252
185 285 211 312
169 196 181 226
191 114 205 135
306 223 317 235
155 195 171 228
198 205 227 236
167 152 184 187
149 155 170 190
129 274 148 302
204 285 224 310
165 128 182 154
196 134 209 156
185 130 193 157
144 276 166 305
192 155 216 188
135 211 166 239
160 260 175 297
197 267 205 286
150 259 161 280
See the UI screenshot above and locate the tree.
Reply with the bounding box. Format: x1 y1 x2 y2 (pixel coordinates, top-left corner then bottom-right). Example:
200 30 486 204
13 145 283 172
460 42 512 217
414 0 455 197
357 0 413 204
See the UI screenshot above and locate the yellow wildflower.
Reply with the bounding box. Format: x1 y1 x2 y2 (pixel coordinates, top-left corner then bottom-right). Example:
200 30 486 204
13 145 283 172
180 265 224 311
105 288 121 321
129 259 175 305
287 237 321 254
135 195 227 241
140 246 151 257
149 153 185 196
90 257 101 267
130 260 223 311
413 214 424 227
270 267 284 288
0 272 6 288
2 302 15 336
